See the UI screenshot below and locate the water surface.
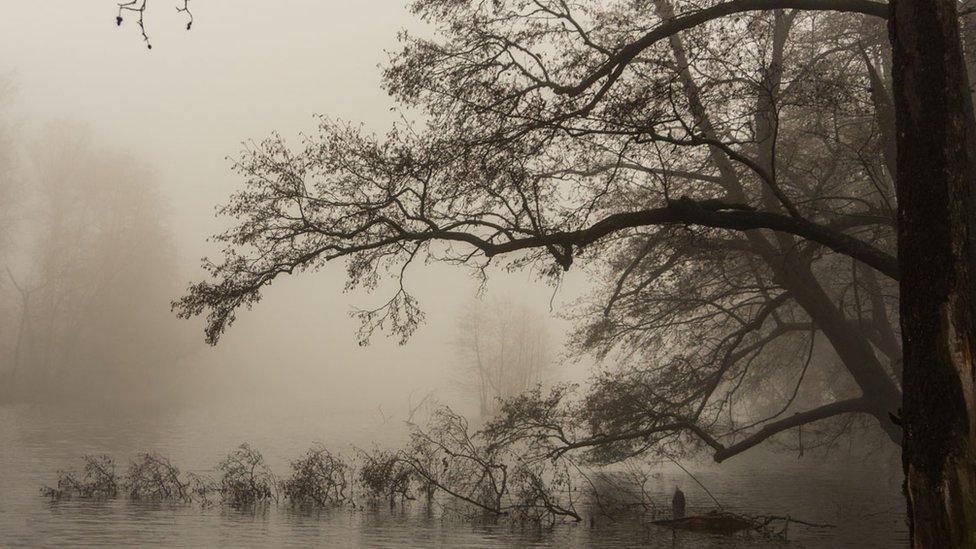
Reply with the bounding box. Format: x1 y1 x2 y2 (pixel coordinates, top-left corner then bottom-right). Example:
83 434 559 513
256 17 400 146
0 403 907 547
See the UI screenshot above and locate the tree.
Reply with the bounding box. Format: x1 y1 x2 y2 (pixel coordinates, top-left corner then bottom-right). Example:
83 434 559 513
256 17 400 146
163 0 976 544
0 77 22 394
178 0 901 452
890 1 976 545
0 76 16 249
452 297 552 418
2 123 196 404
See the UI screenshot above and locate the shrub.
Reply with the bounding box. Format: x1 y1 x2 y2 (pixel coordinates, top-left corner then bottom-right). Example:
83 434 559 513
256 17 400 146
41 454 118 500
217 443 277 507
358 449 413 506
123 452 190 501
282 446 350 507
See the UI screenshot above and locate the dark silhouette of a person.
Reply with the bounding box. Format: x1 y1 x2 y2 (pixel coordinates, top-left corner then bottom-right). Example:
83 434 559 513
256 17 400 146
672 487 686 519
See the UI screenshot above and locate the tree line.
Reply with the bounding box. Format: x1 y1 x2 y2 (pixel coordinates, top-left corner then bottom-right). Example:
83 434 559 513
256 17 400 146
0 92 196 406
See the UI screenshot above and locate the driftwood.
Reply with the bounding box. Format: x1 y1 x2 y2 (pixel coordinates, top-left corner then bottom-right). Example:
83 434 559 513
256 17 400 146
651 510 836 536
651 511 760 535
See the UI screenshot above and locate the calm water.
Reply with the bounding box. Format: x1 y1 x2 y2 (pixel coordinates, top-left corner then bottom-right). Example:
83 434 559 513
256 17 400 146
0 402 908 548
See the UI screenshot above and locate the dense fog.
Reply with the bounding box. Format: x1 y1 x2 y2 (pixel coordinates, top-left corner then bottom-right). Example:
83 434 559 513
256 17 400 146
0 2 593 416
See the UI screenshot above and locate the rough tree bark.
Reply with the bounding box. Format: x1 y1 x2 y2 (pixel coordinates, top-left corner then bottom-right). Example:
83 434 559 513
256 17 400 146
890 0 976 545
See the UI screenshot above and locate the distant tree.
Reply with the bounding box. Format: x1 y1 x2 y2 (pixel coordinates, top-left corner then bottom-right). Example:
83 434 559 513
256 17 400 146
0 76 16 246
0 76 21 394
452 298 552 418
2 123 196 404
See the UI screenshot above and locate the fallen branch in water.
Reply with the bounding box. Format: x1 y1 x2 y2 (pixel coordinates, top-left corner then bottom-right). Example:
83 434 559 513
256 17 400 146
757 514 836 528
651 510 835 536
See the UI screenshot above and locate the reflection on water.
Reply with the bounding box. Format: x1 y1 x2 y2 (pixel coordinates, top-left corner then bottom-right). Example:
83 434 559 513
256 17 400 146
0 404 907 548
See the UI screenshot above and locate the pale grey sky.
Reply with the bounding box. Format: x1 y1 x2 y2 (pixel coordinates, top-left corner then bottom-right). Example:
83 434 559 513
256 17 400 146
0 1 593 412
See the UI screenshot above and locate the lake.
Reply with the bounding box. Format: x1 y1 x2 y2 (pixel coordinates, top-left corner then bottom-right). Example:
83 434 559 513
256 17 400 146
0 402 908 548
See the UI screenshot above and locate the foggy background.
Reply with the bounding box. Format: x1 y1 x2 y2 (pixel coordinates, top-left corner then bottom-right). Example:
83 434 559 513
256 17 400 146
0 1 593 416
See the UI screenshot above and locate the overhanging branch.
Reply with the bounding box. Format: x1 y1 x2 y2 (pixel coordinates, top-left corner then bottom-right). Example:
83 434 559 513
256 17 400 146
548 397 874 462
443 198 899 280
548 0 888 99
713 397 871 462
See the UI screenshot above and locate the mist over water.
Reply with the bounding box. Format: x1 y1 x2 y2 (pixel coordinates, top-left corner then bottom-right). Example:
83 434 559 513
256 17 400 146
0 2 911 547
0 404 906 547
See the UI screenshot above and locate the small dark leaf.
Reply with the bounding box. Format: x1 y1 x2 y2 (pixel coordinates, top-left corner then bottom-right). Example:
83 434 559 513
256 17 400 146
116 16 123 26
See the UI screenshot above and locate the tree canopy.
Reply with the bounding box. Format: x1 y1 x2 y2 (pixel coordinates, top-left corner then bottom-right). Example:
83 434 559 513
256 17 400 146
175 0 904 465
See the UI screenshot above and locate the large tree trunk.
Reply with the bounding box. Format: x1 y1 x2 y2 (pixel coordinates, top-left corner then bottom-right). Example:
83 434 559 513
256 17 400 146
890 0 976 546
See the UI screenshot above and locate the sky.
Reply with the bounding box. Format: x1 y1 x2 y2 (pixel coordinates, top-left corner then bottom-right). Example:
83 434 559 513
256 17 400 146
0 1 594 414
